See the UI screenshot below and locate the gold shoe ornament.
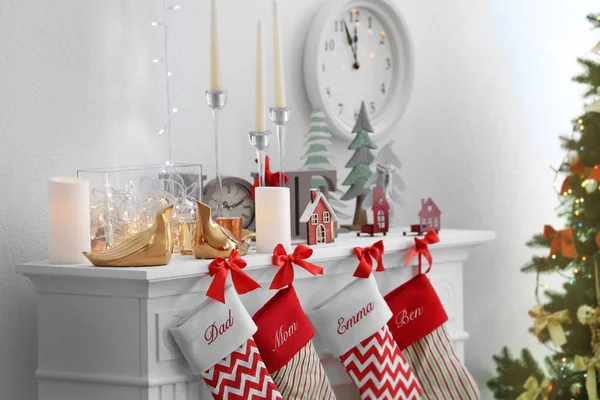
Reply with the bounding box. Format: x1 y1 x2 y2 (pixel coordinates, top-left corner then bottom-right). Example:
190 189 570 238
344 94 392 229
83 205 174 267
192 201 254 259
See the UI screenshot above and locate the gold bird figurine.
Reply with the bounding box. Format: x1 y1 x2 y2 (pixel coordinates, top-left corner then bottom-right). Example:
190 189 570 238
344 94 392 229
192 201 252 259
83 205 174 267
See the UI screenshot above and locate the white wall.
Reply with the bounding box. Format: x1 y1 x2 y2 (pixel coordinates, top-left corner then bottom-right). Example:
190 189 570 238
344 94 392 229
0 0 597 398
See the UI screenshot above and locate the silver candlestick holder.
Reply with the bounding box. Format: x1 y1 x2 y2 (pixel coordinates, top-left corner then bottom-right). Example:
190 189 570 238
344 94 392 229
269 107 291 187
248 131 271 187
206 90 228 218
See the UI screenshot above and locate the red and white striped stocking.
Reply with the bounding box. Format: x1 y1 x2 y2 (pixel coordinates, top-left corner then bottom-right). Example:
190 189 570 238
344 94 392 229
252 286 336 400
170 285 282 400
308 276 422 400
385 274 480 399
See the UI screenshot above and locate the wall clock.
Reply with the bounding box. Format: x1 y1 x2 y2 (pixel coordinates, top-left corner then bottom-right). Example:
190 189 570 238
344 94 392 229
202 177 255 229
303 0 414 140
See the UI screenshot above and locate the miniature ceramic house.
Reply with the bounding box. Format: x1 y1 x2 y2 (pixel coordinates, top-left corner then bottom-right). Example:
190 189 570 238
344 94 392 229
358 185 390 236
300 189 338 245
418 197 441 232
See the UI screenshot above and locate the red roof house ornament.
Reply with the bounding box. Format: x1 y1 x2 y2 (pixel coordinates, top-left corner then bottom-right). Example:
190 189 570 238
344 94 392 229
299 189 338 245
357 185 390 237
404 197 441 236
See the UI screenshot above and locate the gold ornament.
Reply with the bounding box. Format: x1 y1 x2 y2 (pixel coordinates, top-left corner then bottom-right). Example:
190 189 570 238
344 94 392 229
83 205 174 267
192 201 253 259
575 349 600 400
516 376 551 400
528 305 571 347
577 305 600 351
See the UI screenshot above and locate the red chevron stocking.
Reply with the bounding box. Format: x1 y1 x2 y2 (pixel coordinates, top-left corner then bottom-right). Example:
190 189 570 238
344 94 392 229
170 285 283 400
252 286 336 400
308 276 422 400
385 274 480 400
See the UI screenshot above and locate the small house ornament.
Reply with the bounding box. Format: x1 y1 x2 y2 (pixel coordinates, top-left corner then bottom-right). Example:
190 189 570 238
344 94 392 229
300 189 338 245
404 197 442 236
358 185 390 237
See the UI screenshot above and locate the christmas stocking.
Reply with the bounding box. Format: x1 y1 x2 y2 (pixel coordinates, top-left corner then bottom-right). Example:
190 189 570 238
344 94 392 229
384 274 480 400
252 285 336 400
170 285 282 400
307 276 422 400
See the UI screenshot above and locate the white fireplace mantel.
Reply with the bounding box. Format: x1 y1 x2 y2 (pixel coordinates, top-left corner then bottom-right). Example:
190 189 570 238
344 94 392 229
19 228 494 400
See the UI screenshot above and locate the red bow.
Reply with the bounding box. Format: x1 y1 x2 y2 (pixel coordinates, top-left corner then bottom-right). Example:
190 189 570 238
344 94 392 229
543 225 578 259
353 240 385 278
405 230 440 274
271 244 323 289
206 249 261 303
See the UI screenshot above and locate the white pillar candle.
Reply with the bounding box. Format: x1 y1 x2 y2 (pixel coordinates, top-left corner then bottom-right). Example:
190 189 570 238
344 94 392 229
210 0 220 90
255 187 291 253
273 0 286 108
48 177 91 264
255 20 266 131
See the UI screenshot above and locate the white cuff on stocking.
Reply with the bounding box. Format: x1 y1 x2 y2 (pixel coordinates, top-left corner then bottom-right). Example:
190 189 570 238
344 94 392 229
170 285 257 374
307 275 392 357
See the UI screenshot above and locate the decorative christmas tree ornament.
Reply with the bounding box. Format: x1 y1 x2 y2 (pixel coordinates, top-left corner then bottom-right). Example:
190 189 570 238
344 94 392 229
353 240 385 278
362 141 405 221
299 189 338 245
405 229 440 274
516 376 551 400
300 107 350 219
170 285 282 400
83 205 174 267
586 178 598 193
542 225 578 259
528 305 571 347
358 185 389 237
570 382 583 395
270 243 323 289
253 286 335 400
307 276 422 399
192 202 252 259
574 349 600 400
269 107 292 188
385 274 480 399
341 101 377 230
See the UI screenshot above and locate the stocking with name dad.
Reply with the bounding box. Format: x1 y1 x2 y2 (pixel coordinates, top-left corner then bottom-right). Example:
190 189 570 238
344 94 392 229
252 244 336 400
170 250 282 400
307 241 422 400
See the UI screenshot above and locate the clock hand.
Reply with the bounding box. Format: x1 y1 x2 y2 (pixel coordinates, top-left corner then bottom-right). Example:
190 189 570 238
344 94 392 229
343 20 360 70
231 194 251 209
353 25 360 69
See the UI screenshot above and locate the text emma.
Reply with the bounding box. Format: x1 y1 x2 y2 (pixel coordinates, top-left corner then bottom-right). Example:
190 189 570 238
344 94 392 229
337 302 374 334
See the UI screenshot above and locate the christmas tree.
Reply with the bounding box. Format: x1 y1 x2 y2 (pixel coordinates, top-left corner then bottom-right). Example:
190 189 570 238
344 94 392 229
341 101 376 228
300 107 350 219
362 141 405 221
488 13 600 400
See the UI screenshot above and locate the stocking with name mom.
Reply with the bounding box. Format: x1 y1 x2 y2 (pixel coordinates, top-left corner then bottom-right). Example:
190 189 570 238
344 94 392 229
307 275 422 400
170 251 282 400
252 244 335 400
384 274 480 400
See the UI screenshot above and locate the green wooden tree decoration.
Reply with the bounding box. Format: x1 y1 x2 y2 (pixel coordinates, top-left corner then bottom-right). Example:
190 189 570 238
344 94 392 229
341 101 377 229
300 107 350 219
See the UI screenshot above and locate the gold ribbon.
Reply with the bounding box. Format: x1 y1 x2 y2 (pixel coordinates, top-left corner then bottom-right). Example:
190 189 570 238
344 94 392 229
516 376 552 400
528 305 571 347
575 349 600 400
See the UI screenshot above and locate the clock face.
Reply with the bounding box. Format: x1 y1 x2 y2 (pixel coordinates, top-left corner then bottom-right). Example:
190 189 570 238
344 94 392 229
319 7 394 127
304 0 414 140
204 179 255 229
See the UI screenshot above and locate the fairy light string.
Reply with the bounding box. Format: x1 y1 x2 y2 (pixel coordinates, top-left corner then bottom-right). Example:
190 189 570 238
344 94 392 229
152 0 181 165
